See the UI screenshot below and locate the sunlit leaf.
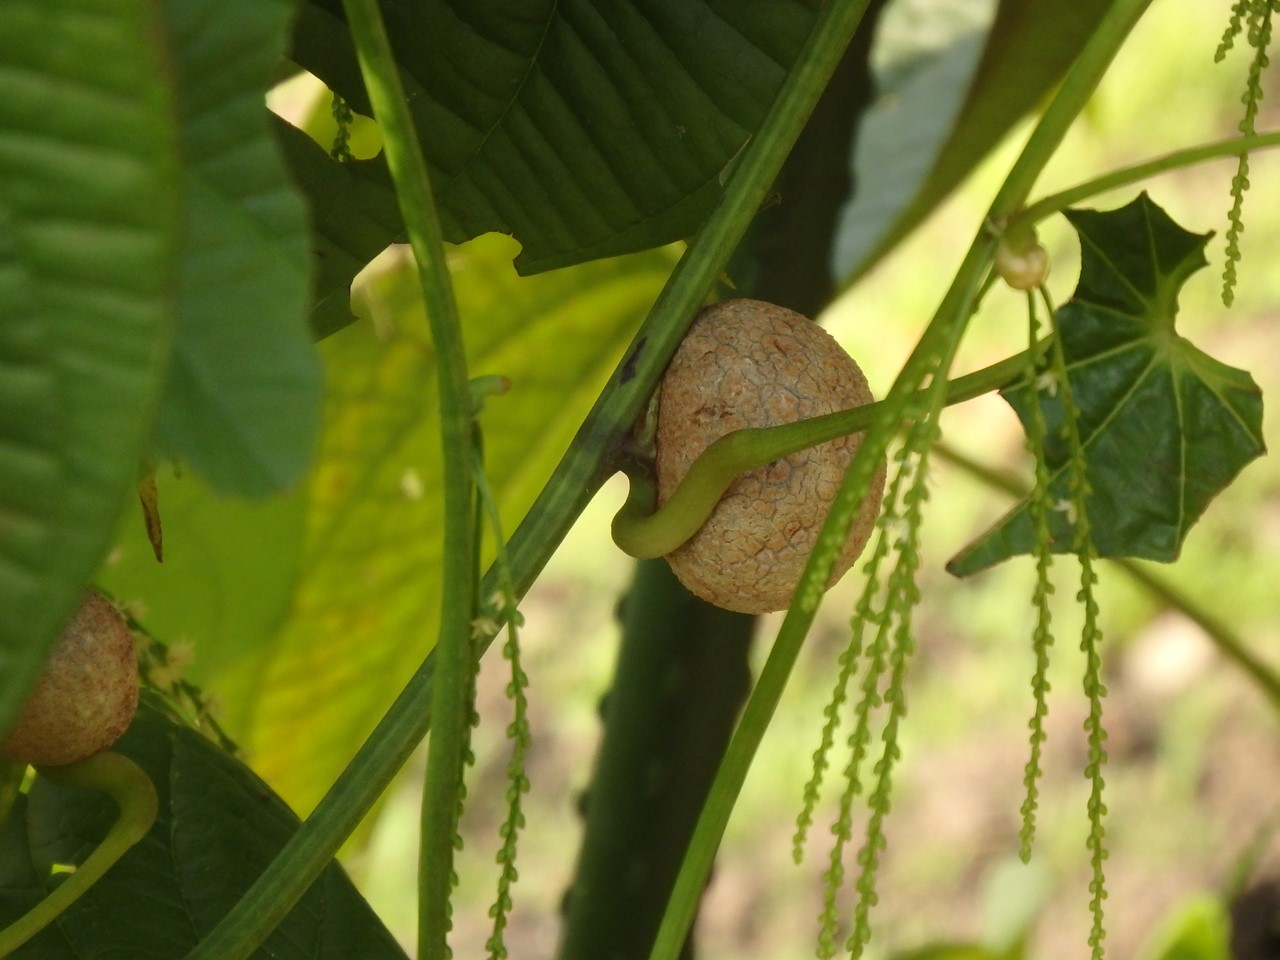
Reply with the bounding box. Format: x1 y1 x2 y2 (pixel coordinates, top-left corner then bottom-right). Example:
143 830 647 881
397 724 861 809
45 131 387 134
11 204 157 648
0 699 407 959
0 1 179 734
289 0 821 274
151 0 322 495
949 193 1265 576
101 236 675 813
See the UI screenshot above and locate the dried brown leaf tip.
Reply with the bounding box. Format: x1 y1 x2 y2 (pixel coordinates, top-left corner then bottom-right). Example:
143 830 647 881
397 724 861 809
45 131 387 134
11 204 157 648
656 299 885 614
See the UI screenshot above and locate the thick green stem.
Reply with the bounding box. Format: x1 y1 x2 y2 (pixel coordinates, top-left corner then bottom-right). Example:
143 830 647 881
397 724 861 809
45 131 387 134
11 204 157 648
334 5 479 960
612 344 1044 559
188 2 476 959
1013 129 1280 228
0 753 158 958
647 3 1154 958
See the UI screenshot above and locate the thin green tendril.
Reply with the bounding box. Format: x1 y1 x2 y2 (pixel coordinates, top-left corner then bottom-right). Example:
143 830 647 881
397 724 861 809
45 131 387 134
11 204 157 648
0 753 159 958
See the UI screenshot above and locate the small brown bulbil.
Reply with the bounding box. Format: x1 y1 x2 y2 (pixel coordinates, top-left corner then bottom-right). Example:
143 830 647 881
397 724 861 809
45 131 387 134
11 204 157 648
3 590 140 767
656 299 885 614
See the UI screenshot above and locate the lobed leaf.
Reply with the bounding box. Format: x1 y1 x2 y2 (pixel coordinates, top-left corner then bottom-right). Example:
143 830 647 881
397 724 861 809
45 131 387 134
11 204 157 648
949 193 1265 576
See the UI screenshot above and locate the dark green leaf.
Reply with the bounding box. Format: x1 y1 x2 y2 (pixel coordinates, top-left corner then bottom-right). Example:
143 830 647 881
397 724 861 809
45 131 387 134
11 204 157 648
948 193 1265 576
0 699 408 959
152 0 322 496
273 119 404 339
0 1 179 734
290 0 820 274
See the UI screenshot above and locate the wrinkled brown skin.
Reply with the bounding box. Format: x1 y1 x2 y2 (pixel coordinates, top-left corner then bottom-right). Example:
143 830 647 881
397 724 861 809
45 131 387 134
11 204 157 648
3 590 139 767
656 299 886 614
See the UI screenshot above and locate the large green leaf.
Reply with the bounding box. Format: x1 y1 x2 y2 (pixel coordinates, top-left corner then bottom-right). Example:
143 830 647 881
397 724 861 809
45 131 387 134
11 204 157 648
835 0 1116 281
289 0 821 275
0 699 407 959
0 2 179 733
98 235 675 813
152 0 322 495
948 194 1265 576
246 237 674 813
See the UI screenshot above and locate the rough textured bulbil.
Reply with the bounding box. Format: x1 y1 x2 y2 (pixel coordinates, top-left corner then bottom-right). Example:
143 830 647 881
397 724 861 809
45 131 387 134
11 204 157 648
656 299 885 614
3 590 140 767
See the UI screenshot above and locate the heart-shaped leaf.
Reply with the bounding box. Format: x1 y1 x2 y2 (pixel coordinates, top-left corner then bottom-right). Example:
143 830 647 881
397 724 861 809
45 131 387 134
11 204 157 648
0 698 407 959
948 193 1265 576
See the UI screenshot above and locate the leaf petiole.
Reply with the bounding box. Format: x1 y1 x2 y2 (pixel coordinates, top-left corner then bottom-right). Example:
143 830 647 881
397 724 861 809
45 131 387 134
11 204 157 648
0 752 158 958
1011 129 1280 230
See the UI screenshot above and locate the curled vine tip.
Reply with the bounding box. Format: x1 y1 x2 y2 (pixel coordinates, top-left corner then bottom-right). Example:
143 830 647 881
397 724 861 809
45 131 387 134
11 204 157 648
0 751 159 957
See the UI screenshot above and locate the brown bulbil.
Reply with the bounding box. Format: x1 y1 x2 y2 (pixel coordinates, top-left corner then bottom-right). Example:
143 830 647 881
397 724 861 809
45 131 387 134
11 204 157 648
656 299 885 614
3 590 140 767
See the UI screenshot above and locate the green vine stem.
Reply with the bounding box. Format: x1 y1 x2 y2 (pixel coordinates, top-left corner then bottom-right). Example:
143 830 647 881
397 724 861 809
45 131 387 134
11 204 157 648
1010 130 1280 231
0 753 158 958
335 3 480 959
184 4 887 959
190 0 477 958
612 344 1044 559
933 442 1280 713
647 2 1154 958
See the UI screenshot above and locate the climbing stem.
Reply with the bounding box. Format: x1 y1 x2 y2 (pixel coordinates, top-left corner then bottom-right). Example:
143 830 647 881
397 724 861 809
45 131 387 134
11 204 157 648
336 3 479 959
647 3 1154 958
1012 130 1280 229
189 1 476 959
0 753 158 958
612 342 1046 559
